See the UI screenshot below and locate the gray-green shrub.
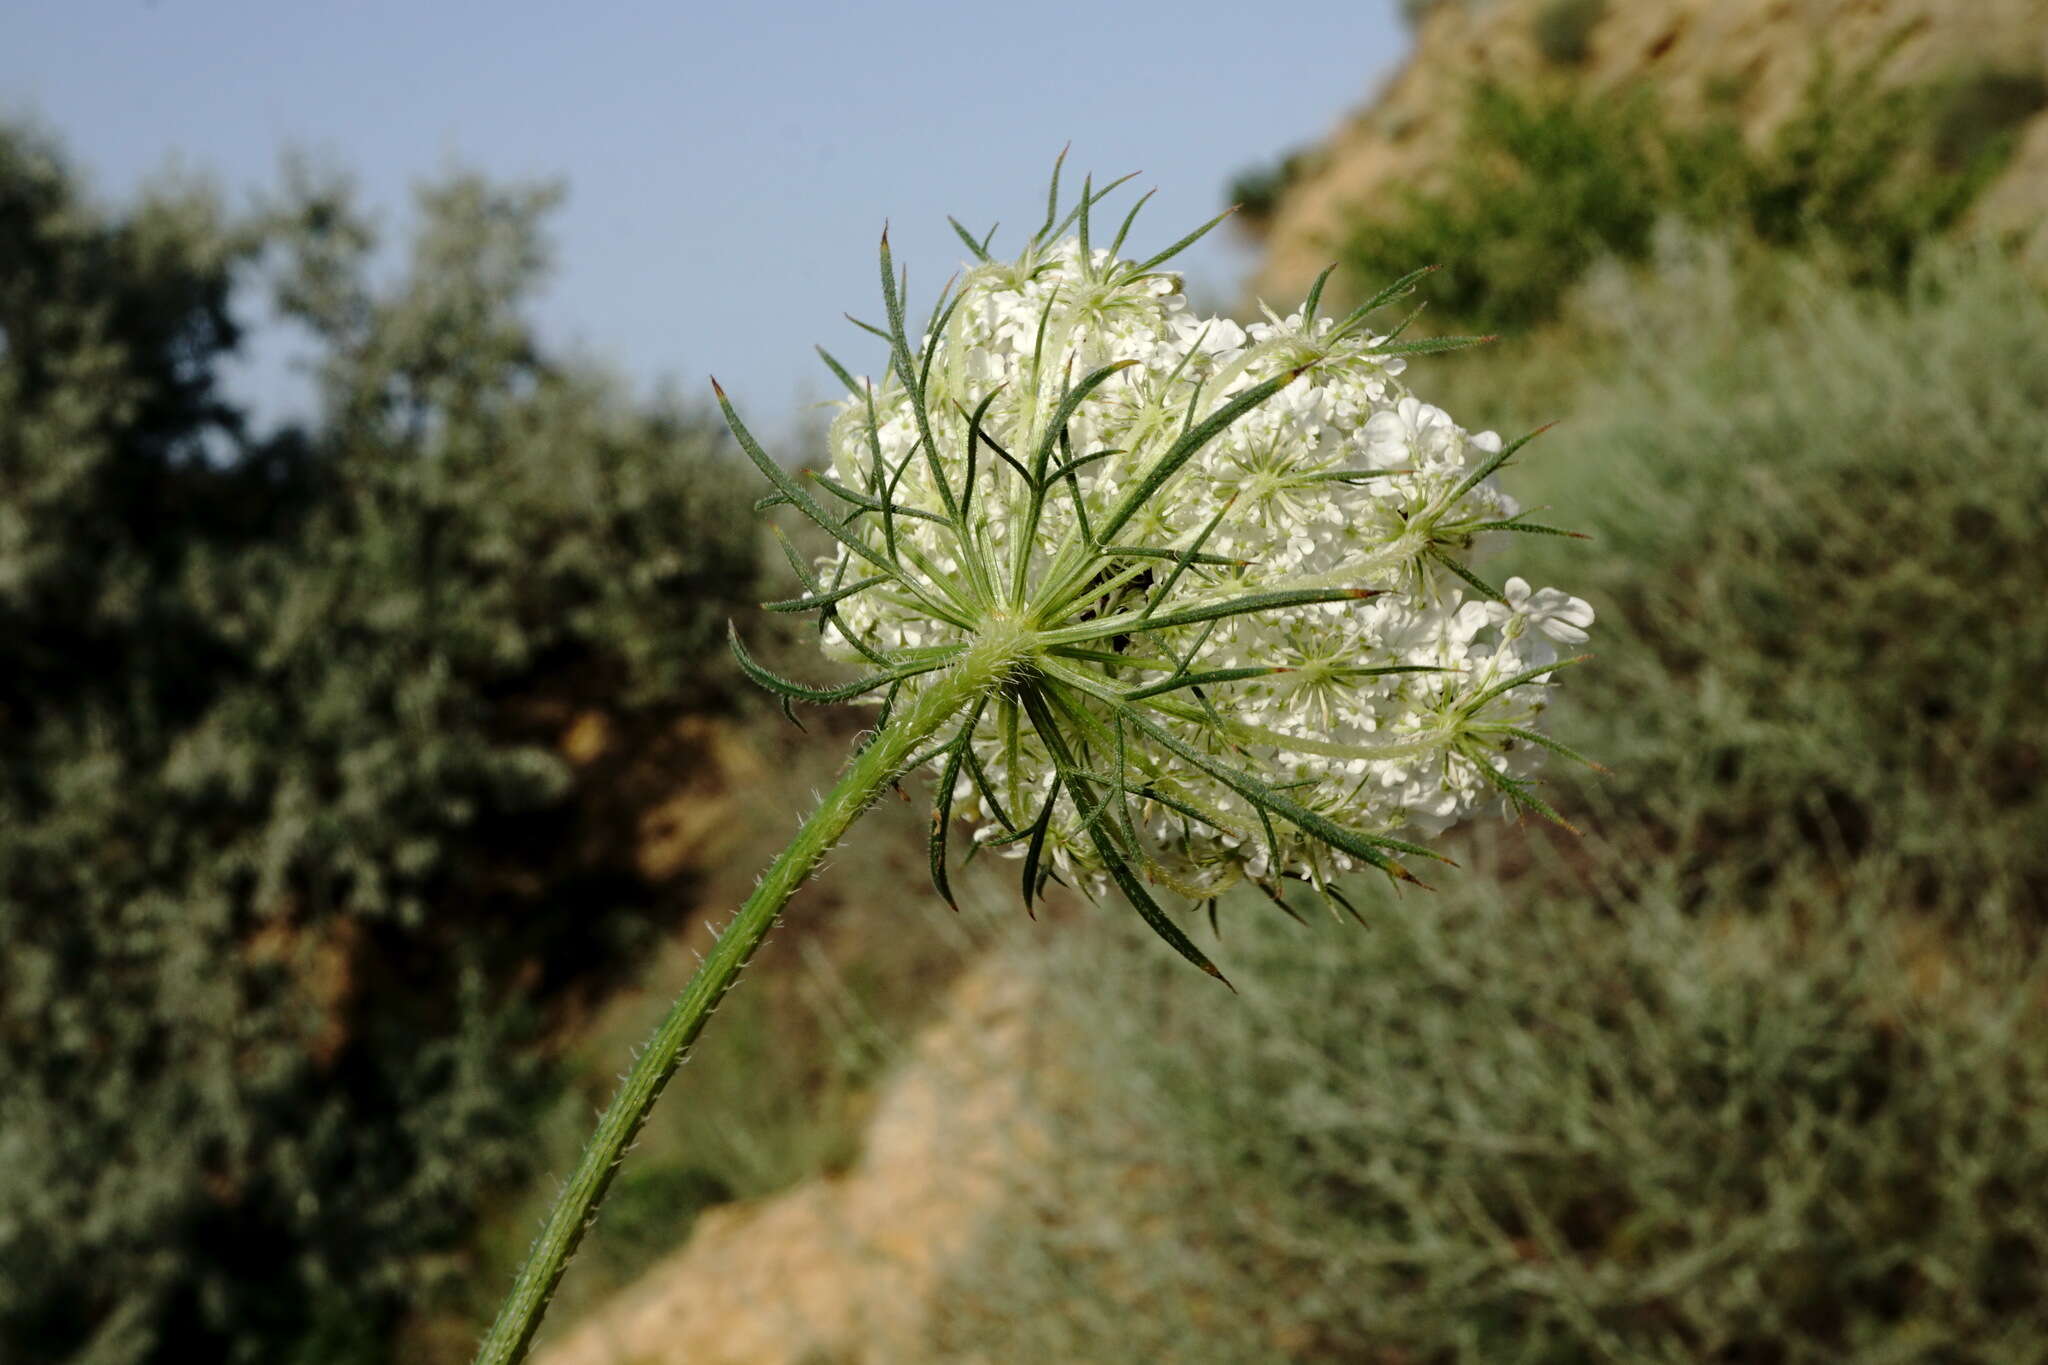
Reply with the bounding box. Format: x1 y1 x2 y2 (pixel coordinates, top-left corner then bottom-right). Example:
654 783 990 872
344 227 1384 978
926 248 2048 1361
1511 244 2048 920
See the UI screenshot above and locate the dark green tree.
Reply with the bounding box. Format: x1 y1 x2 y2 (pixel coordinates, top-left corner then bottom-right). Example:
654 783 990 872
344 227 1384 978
0 123 758 1364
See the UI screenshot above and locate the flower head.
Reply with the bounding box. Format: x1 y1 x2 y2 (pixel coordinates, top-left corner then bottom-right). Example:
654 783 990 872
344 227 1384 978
722 162 1593 977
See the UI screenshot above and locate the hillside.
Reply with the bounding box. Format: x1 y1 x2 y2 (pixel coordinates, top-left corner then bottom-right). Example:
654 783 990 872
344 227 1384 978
1248 0 2048 307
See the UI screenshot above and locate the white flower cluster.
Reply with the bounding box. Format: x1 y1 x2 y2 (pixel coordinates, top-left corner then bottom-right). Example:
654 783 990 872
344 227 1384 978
817 236 1591 895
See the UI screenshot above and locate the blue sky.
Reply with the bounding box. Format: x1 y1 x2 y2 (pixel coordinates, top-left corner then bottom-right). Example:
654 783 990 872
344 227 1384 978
4 0 1408 444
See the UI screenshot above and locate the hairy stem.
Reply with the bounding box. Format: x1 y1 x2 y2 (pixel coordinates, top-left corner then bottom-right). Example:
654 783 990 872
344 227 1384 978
473 628 1031 1365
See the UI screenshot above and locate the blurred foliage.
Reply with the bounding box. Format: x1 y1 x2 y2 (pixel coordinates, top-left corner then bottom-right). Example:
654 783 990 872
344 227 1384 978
928 248 2048 1359
1931 65 2048 172
1532 0 1605 66
1226 148 1315 238
0 123 757 1363
1340 57 2026 328
1513 243 2048 922
1398 0 1464 26
942 860 2048 1362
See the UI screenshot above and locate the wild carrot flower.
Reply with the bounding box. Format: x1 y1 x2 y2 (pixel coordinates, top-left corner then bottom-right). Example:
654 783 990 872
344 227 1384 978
724 158 1594 973
477 161 1595 1365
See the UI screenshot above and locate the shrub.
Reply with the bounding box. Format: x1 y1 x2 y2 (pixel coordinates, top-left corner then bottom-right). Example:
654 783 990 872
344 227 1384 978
0 126 758 1364
1532 0 1605 66
1339 58 2017 328
1931 65 2048 171
939 860 2048 1362
1511 246 2048 919
1343 82 1672 327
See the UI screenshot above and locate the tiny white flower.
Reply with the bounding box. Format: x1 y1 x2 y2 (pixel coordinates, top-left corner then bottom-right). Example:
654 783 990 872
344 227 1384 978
737 180 1594 913
1501 576 1596 645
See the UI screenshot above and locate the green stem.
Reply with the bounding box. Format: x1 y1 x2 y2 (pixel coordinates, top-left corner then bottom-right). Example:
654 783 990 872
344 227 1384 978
473 628 1031 1365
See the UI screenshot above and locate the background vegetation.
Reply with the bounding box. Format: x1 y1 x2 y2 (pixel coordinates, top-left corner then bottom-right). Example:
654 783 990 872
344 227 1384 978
0 124 757 1363
1339 62 2042 329
927 241 2048 1364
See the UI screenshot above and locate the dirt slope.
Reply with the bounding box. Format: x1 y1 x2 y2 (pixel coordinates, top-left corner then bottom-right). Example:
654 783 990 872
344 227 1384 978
531 961 1046 1365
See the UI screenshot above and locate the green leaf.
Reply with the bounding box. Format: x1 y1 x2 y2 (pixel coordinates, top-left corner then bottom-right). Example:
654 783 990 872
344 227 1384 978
1379 299 1428 344
1120 707 1447 881
1091 825 1233 987
1463 518 1589 539
1127 204 1237 277
1321 880 1369 926
1019 781 1060 912
1426 546 1504 602
947 215 992 261
957 396 1034 488
1014 360 1142 597
1123 666 1292 701
928 698 990 910
1369 333 1497 359
1099 542 1249 568
771 524 819 590
1464 654 1590 713
1466 747 1578 832
713 379 919 591
761 574 889 613
1044 446 1124 488
842 312 893 345
919 281 967 400
771 525 894 667
1048 586 1381 647
1028 360 1141 482
1077 172 1093 261
961 737 1017 833
958 388 1002 521
1301 262 1339 325
1292 468 1409 485
814 345 862 395
1330 663 1452 680
1036 143 1069 242
1046 644 1183 672
1130 781 1244 842
1500 725 1610 774
805 471 948 525
1253 878 1309 925
879 229 961 526
1021 688 1232 985
1055 429 1095 545
727 622 957 705
1447 422 1555 505
1136 496 1237 624
1048 169 1143 247
1329 264 1439 340
859 379 903 561
1107 187 1157 258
